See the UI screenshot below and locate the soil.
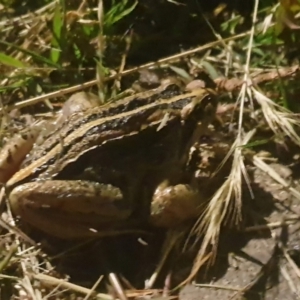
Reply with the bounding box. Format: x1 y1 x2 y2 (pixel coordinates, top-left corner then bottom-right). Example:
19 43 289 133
179 162 300 300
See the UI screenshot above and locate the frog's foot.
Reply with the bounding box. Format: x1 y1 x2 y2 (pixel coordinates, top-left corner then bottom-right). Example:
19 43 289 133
150 183 206 227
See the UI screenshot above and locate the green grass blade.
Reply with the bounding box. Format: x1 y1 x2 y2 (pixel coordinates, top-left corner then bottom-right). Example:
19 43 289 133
51 3 64 63
105 0 137 28
0 41 60 68
0 52 27 68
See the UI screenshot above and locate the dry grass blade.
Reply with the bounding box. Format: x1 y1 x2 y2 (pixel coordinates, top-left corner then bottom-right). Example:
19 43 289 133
280 265 300 297
13 244 46 299
83 275 104 300
0 243 18 272
108 273 128 300
253 156 300 201
146 228 185 289
183 130 255 284
275 232 300 295
0 2 56 28
183 0 262 282
96 0 106 102
245 216 300 232
34 273 113 300
252 88 300 146
18 275 42 300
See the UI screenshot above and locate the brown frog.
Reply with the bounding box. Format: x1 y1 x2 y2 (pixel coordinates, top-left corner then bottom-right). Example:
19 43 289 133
2 83 217 239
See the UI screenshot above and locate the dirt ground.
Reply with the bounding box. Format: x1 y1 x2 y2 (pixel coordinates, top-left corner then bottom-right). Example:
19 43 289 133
179 162 300 300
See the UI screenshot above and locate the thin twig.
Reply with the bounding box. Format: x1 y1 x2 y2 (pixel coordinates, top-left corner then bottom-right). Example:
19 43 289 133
0 31 250 112
34 273 113 300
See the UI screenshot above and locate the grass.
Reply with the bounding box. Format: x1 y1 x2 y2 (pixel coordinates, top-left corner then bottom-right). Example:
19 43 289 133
1 0 300 298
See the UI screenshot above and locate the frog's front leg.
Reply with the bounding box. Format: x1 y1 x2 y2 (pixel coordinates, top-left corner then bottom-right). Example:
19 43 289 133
150 181 206 228
9 180 131 239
